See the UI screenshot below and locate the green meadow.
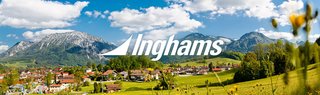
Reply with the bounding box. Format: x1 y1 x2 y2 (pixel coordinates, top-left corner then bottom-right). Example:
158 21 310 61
169 57 241 67
79 58 320 95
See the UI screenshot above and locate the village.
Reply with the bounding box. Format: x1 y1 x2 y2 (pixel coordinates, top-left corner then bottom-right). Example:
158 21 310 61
0 62 239 94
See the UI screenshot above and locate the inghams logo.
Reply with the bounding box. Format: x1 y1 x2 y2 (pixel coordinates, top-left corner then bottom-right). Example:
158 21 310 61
100 34 224 61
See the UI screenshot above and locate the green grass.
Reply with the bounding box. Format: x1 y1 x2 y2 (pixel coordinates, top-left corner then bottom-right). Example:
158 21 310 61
165 57 241 67
73 57 320 95
79 69 237 95
176 69 236 86
81 64 320 95
1 60 35 68
80 81 114 93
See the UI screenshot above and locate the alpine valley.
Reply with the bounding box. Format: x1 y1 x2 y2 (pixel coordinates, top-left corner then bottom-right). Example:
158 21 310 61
0 31 305 66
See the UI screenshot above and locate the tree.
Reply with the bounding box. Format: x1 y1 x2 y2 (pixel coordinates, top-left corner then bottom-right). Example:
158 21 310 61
83 81 90 87
92 63 97 71
74 70 84 91
3 69 19 86
53 74 57 84
93 82 102 93
45 72 53 87
103 65 110 72
98 83 103 93
0 69 17 94
154 72 175 90
270 50 287 75
208 62 213 72
310 43 320 64
233 52 264 82
0 83 8 94
93 82 98 93
259 60 274 78
25 78 33 91
97 64 103 72
87 62 92 69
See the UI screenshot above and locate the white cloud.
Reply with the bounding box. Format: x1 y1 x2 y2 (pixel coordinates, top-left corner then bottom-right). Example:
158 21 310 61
309 34 320 43
6 34 19 39
93 11 103 18
180 0 217 14
85 10 109 19
85 11 93 17
103 10 110 14
0 45 9 53
23 29 75 42
175 0 278 19
275 0 304 26
0 0 89 29
255 27 301 42
108 5 202 40
172 0 306 24
256 27 320 43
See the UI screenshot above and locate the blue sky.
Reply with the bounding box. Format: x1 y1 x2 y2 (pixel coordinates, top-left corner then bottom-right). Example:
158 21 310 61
0 0 320 52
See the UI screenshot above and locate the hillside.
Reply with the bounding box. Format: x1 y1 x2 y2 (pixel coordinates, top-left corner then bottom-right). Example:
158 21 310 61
0 32 117 66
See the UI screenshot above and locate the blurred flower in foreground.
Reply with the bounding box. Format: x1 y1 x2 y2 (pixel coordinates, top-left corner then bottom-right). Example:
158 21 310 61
289 14 305 36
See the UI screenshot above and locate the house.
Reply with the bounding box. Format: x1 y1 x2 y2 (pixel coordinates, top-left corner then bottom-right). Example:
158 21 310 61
106 84 121 93
103 70 116 76
0 74 4 80
50 84 63 93
60 79 75 84
86 68 92 73
0 74 4 83
35 84 49 94
82 76 91 82
212 68 222 72
20 71 29 79
119 71 128 79
130 70 145 81
103 70 116 80
62 72 69 77
87 72 95 76
130 73 144 81
55 72 62 76
196 70 208 75
53 68 61 71
150 70 160 80
62 74 74 79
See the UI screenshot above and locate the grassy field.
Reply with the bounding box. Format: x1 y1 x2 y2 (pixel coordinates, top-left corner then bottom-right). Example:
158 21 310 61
84 66 320 95
0 60 35 68
165 57 241 67
80 59 320 95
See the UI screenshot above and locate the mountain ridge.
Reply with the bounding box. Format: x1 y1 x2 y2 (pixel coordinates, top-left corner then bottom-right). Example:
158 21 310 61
0 32 117 66
0 31 298 65
226 32 277 52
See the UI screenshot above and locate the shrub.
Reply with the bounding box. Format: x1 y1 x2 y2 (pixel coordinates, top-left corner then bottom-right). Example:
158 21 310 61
83 81 90 87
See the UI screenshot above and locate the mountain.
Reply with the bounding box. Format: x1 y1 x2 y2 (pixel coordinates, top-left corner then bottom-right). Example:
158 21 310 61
181 33 234 45
0 32 117 66
0 41 33 57
226 32 276 52
0 32 285 65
